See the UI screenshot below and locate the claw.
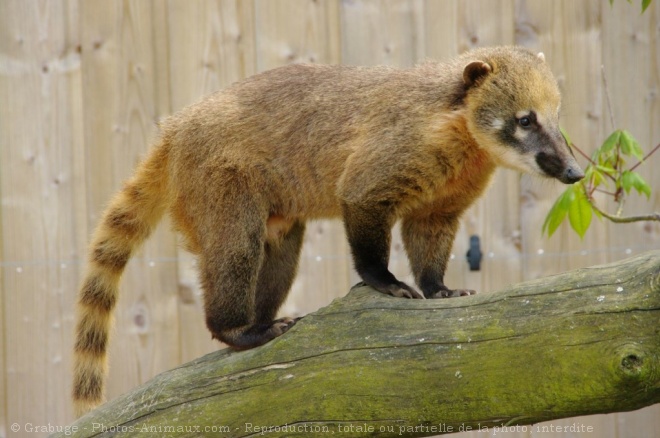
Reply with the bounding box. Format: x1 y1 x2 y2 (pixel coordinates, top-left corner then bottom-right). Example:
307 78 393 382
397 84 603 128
270 317 298 335
382 283 424 299
430 288 476 299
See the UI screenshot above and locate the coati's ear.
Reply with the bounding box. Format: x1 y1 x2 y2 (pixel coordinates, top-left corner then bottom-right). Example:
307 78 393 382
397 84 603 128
537 52 546 62
463 61 492 87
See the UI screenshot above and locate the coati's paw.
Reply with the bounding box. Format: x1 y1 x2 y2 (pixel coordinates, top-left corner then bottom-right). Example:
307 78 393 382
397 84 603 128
380 282 424 299
430 288 476 299
211 318 299 350
269 317 298 336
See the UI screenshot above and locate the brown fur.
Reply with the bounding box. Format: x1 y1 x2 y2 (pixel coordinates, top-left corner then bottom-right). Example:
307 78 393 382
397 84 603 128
73 46 582 416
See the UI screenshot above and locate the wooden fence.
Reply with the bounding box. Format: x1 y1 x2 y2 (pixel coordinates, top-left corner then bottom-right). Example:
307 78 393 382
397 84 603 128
0 0 658 436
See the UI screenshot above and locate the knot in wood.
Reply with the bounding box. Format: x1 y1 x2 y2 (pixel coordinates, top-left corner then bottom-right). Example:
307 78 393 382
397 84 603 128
615 344 652 386
620 353 643 375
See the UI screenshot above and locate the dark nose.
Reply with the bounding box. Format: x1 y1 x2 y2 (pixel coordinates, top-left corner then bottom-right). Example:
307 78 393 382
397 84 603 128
563 167 585 184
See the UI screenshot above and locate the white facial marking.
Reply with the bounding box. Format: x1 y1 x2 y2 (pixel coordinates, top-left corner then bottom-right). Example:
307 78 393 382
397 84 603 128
535 112 546 126
490 118 504 130
514 127 529 141
515 110 531 119
493 147 542 175
537 52 546 62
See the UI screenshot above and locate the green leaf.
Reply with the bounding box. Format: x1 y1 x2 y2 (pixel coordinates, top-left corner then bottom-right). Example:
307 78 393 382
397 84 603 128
609 0 614 5
590 167 606 187
568 186 593 239
642 0 652 12
601 154 624 171
585 165 610 188
595 166 612 189
584 166 598 187
638 181 652 199
620 130 644 161
621 170 634 194
600 130 621 155
543 187 573 237
637 181 652 199
596 164 616 175
622 170 652 198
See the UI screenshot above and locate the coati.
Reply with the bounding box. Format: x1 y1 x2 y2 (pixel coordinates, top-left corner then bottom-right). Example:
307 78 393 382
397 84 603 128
73 46 583 415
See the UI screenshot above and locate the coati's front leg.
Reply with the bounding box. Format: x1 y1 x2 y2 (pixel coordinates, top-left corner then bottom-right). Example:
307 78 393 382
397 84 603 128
342 201 423 299
402 212 476 298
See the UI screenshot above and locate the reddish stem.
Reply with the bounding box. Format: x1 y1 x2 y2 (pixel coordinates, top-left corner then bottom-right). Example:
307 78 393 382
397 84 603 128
594 188 617 197
630 142 660 172
570 142 597 166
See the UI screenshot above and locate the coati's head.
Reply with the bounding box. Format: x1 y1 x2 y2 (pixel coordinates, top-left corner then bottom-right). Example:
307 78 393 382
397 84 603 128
461 47 584 184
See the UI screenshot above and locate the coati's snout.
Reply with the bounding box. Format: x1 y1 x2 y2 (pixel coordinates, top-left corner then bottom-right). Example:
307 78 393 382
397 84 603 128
535 146 584 184
563 166 585 184
469 105 585 185
502 116 585 185
529 120 584 184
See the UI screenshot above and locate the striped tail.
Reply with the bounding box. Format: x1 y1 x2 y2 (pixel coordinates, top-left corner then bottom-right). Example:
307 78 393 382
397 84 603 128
73 140 170 416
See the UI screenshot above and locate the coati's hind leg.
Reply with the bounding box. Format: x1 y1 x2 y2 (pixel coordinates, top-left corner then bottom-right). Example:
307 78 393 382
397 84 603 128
199 185 294 350
255 220 306 324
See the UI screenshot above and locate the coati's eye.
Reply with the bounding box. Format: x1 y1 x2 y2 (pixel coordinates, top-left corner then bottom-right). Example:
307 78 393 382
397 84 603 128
516 111 537 129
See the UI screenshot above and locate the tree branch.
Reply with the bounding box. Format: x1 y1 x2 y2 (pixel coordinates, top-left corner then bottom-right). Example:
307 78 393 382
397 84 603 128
60 252 660 438
590 201 660 223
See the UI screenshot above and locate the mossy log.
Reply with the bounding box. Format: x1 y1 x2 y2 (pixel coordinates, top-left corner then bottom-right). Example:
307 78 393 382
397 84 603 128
60 251 659 437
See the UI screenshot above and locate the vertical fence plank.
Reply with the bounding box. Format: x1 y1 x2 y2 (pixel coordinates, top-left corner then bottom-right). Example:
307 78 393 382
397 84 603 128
0 207 4 435
602 0 660 258
167 0 256 110
341 0 425 67
422 0 459 60
79 0 180 407
0 0 85 425
516 1 622 437
517 0 609 285
0 0 6 427
166 0 258 363
602 0 660 435
255 0 340 71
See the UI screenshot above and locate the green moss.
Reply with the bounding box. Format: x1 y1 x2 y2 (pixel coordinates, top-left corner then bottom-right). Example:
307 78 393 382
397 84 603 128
65 252 660 438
